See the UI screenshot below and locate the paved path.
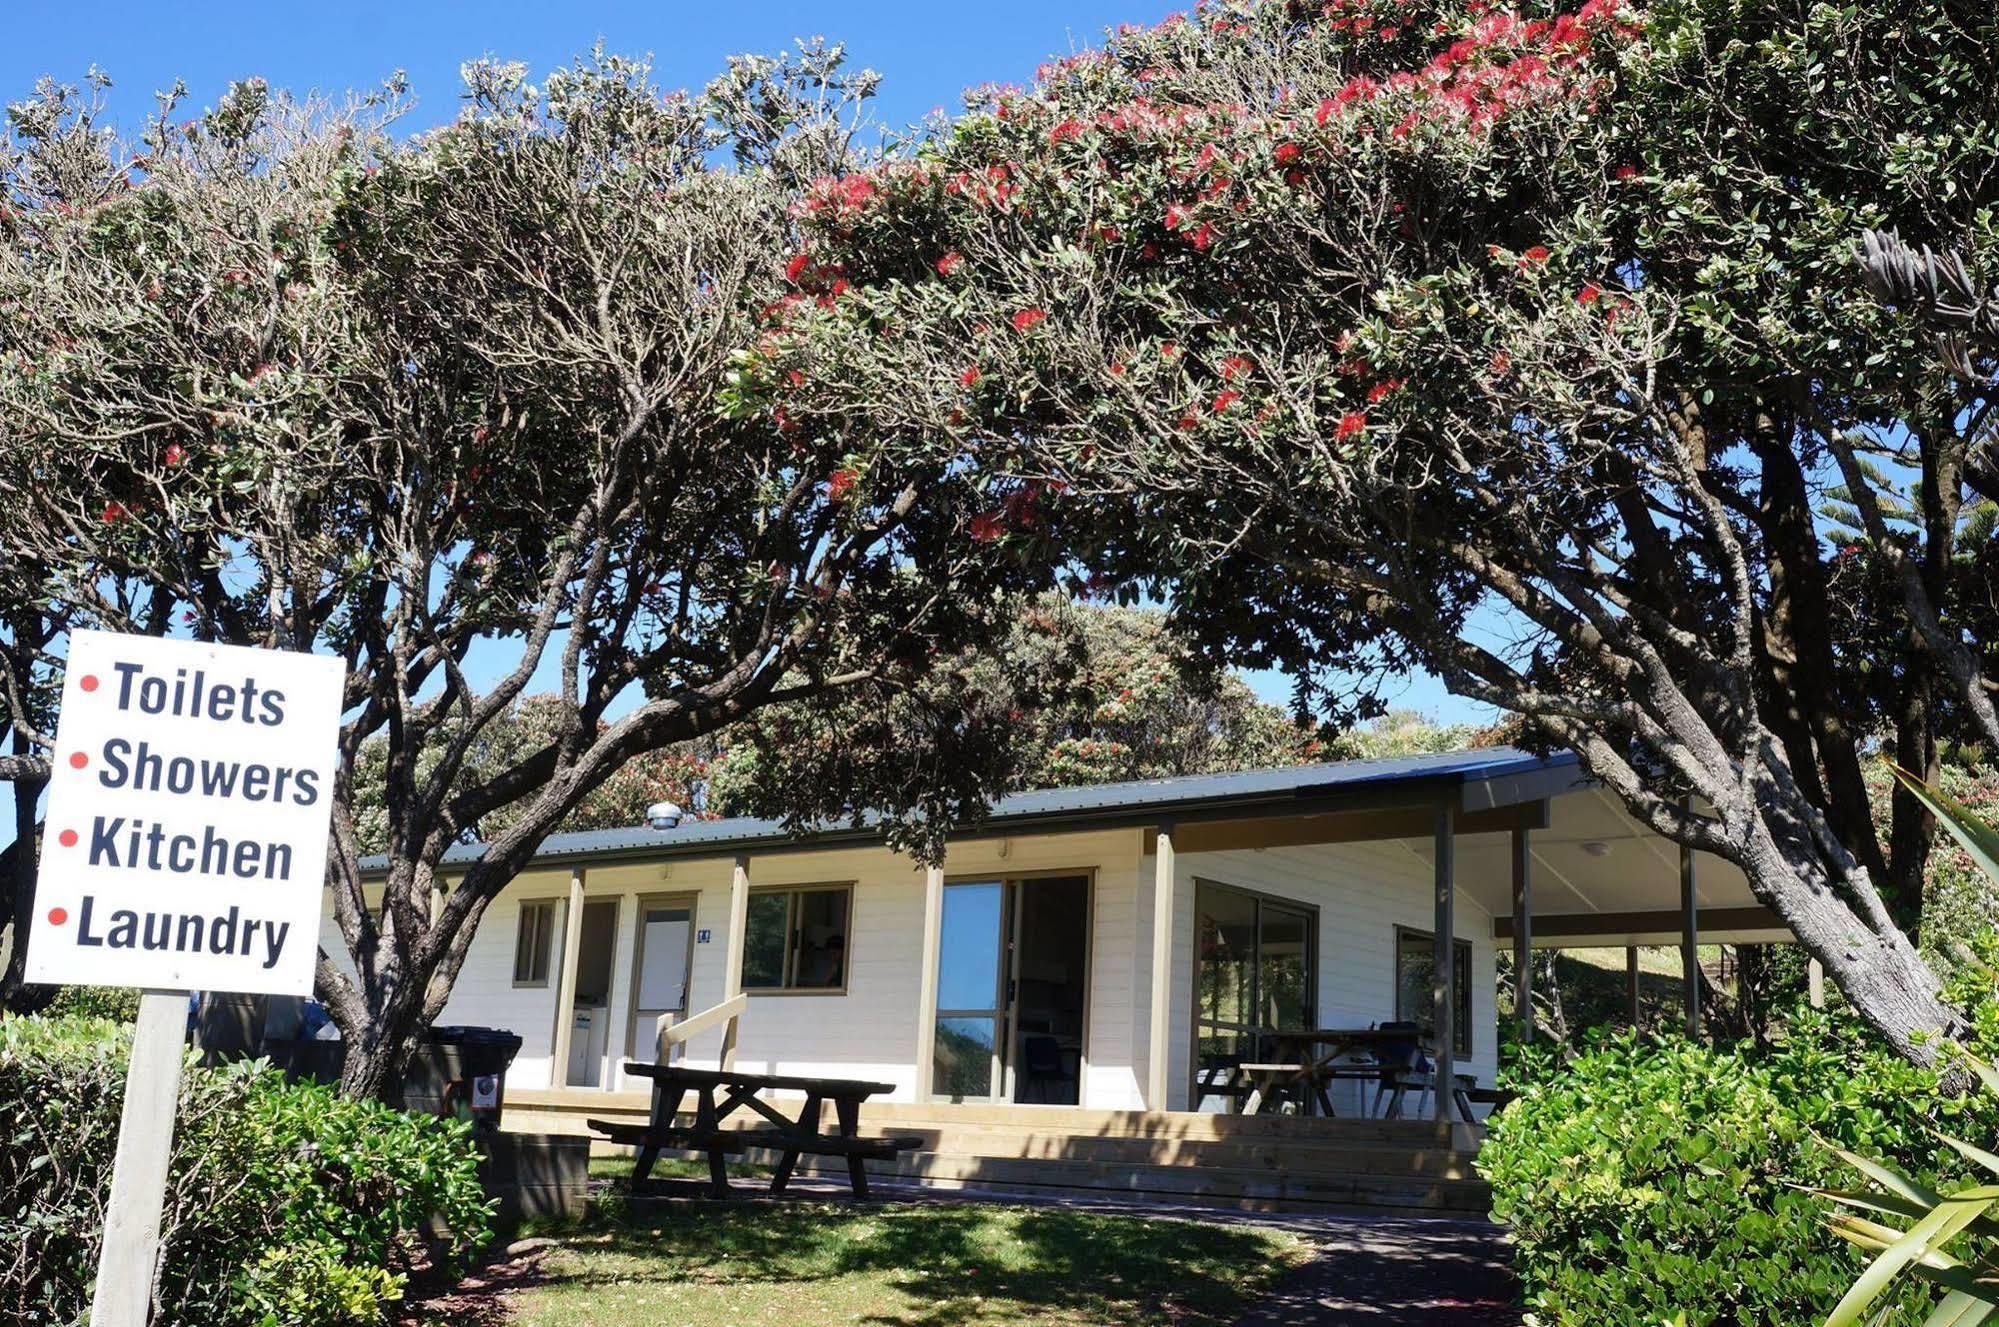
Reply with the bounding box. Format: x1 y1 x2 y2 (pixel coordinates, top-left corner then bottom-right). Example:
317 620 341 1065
1230 1216 1520 1327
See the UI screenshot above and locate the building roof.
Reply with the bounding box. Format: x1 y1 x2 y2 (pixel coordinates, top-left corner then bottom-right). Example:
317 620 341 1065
373 746 1586 875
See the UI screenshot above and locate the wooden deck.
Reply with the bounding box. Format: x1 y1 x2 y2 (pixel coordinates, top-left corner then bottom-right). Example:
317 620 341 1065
507 1089 1492 1217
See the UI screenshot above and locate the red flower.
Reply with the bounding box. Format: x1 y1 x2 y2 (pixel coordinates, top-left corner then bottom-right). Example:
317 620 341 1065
960 365 982 387
970 511 1006 542
163 443 186 466
1365 378 1406 404
1336 411 1368 439
1160 341 1179 358
1165 202 1190 230
1050 119 1085 144
1012 307 1048 332
784 253 812 283
1108 362 1128 377
1274 142 1301 164
1613 164 1639 180
936 251 965 277
102 501 128 523
1577 282 1603 304
1213 389 1242 412
1220 356 1253 380
827 468 858 500
1188 222 1216 251
1489 350 1512 376
1519 245 1551 266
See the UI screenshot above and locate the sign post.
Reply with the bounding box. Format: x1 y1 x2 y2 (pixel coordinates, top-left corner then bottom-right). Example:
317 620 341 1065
25 630 343 1327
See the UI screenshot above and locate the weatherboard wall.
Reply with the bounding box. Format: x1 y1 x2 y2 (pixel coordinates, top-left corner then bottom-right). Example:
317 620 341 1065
319 826 1497 1109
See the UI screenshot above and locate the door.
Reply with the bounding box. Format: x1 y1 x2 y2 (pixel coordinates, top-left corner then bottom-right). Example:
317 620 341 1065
931 881 1008 1101
627 895 696 1061
1193 882 1315 1111
928 875 1091 1104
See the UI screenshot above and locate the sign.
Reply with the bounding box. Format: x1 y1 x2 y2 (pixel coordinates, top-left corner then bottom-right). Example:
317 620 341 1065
27 630 344 997
697 928 712 944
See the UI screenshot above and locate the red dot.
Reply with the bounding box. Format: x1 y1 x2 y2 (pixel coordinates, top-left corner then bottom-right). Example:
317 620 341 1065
46 908 68 926
58 829 77 848
79 674 99 693
68 752 88 770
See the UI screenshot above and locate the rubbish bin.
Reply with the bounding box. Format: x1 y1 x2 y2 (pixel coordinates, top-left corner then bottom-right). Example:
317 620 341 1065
404 1026 524 1137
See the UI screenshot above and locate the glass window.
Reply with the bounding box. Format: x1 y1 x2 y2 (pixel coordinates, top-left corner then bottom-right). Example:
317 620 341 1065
513 900 555 986
933 1016 997 1098
742 893 790 988
742 885 852 991
1394 927 1473 1058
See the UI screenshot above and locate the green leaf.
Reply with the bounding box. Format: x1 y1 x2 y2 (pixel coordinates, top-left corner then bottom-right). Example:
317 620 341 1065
1887 765 1999 886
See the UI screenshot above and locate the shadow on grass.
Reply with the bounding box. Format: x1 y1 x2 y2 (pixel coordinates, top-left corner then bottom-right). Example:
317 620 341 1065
531 1200 1297 1326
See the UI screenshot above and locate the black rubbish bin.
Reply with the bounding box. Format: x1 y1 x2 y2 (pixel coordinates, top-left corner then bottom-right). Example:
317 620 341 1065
405 1026 524 1137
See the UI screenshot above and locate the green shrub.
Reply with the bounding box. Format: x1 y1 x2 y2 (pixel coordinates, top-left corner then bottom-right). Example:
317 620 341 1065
1482 1015 1998 1326
0 1013 491 1326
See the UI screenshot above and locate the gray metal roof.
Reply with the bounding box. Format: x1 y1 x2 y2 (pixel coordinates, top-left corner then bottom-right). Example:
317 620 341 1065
375 746 1584 874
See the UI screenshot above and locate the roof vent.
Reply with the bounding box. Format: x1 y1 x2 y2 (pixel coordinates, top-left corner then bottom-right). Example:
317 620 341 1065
646 801 685 831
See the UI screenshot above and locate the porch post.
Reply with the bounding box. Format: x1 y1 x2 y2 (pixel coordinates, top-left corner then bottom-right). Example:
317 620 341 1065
1511 827 1532 1045
914 861 945 1103
721 854 751 1071
1808 955 1825 1009
1146 820 1177 1112
1432 803 1457 1122
1626 947 1641 1025
1680 836 1701 1038
548 868 587 1088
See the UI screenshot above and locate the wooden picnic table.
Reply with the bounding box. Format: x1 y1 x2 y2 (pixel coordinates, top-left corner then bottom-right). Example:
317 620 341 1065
589 1063 921 1199
1235 1028 1481 1122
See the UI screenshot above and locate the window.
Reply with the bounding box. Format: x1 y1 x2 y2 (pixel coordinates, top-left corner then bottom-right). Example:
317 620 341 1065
1393 926 1473 1058
741 886 851 991
513 900 557 986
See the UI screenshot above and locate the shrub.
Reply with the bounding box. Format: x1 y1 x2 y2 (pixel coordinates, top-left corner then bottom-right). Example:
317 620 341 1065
0 1014 490 1326
1482 1015 1999 1326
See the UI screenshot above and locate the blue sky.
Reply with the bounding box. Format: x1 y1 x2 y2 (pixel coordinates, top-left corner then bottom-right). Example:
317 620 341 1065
3 0 1490 728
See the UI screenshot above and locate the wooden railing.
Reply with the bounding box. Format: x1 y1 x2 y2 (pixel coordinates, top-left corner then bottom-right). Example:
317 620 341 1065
654 993 747 1065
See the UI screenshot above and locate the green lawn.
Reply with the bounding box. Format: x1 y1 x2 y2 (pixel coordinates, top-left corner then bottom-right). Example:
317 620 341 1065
494 1199 1310 1327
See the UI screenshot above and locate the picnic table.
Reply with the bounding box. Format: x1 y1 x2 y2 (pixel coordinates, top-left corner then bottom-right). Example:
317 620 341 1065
589 1063 921 1199
1228 1028 1483 1122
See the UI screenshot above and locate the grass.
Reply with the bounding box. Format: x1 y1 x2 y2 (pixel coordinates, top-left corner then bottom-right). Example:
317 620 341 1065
489 1199 1310 1327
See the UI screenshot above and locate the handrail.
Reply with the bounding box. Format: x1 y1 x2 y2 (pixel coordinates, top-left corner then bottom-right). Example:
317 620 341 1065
659 993 747 1050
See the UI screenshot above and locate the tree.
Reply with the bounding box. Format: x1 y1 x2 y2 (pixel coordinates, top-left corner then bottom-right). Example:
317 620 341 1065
706 596 1323 827
751 0 1998 1064
0 47 1070 1096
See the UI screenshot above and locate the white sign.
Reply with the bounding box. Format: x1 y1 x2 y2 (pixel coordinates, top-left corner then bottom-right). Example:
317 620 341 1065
26 630 344 997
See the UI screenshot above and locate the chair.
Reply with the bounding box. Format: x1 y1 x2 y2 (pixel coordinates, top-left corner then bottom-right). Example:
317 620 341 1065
1020 1034 1068 1104
1370 1021 1434 1119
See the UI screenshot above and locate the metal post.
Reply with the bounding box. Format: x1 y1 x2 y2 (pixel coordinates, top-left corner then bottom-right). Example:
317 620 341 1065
1626 947 1641 1026
91 989 189 1327
1146 821 1177 1111
1511 828 1532 1044
1680 837 1701 1037
721 854 751 1071
1432 803 1456 1123
914 862 946 1102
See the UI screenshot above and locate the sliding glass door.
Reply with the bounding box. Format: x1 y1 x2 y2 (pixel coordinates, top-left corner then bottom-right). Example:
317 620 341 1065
1193 881 1315 1110
933 881 1007 1101
930 875 1091 1104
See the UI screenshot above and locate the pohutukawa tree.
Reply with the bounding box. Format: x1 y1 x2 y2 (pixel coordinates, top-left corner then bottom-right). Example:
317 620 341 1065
748 0 1999 1064
0 47 1071 1096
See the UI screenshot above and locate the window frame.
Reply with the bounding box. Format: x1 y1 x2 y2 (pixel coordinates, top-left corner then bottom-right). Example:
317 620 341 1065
741 882 854 996
1392 925 1474 1059
512 897 559 988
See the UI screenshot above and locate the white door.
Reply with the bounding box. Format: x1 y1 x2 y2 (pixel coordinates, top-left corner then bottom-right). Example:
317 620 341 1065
629 898 695 1060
